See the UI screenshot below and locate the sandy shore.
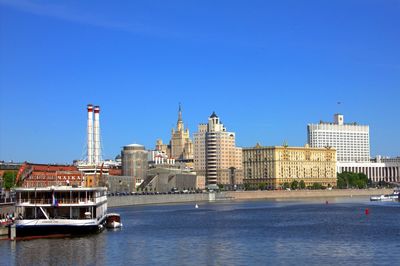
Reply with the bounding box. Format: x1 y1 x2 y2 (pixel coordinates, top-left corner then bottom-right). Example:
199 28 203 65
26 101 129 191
224 188 395 200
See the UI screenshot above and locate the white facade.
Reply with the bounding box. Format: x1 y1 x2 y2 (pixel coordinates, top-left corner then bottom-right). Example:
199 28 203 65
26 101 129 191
338 161 400 183
149 150 176 165
308 114 370 162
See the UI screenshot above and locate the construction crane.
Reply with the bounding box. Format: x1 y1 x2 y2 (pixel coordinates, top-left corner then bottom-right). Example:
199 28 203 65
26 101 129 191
98 162 105 187
15 163 32 186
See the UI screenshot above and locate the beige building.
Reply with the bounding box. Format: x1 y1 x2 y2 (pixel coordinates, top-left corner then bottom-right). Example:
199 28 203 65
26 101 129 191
156 105 193 162
137 165 205 192
121 144 148 189
243 144 337 189
194 112 243 188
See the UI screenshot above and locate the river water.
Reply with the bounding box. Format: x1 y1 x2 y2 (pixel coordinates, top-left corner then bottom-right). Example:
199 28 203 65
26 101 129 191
1 197 400 265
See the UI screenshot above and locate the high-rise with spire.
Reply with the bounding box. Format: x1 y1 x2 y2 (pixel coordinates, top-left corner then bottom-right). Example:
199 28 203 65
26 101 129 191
155 104 193 162
170 104 193 161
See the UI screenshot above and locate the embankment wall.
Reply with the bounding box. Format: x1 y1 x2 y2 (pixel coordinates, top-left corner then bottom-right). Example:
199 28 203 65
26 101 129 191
108 193 212 208
224 189 394 200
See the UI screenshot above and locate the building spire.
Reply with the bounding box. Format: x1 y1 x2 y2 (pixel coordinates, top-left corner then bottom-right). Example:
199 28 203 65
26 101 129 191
178 103 182 122
177 103 183 131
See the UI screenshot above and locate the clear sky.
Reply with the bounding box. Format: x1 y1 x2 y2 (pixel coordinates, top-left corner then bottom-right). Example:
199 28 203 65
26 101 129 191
0 0 399 164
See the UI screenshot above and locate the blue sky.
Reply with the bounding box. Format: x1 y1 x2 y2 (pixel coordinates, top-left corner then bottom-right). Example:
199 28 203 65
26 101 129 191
0 0 399 164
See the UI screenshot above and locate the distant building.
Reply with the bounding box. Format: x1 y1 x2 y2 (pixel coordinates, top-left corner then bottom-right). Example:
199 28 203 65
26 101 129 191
170 104 194 161
121 144 148 189
76 164 109 187
16 163 84 188
148 150 176 166
107 175 136 193
138 165 204 192
307 114 400 183
193 112 243 188
375 156 400 164
307 114 370 162
108 165 122 176
338 155 400 183
155 139 169 156
155 104 194 162
243 144 337 189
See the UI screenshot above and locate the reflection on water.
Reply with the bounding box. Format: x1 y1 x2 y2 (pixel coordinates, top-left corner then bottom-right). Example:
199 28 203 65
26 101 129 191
1 198 400 265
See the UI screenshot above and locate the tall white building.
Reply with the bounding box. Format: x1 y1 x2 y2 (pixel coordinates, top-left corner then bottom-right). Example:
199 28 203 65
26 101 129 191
193 112 243 188
307 114 370 163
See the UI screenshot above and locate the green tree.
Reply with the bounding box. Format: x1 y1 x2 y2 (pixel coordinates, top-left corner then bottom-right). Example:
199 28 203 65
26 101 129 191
290 180 299 190
299 180 306 189
2 171 16 190
337 172 369 189
258 182 267 190
311 183 323 190
282 182 290 189
337 173 348 189
357 173 368 188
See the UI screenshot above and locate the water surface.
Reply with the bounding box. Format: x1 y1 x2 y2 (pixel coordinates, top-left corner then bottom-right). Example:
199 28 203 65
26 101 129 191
1 197 399 265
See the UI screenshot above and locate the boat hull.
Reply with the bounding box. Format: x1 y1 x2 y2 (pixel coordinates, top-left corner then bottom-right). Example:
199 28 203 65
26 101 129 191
16 224 102 238
15 217 106 238
105 213 122 229
106 221 122 229
370 195 398 202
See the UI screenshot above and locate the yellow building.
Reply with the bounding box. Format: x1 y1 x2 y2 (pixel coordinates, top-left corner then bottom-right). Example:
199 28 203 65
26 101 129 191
170 105 193 161
155 104 193 161
243 144 337 189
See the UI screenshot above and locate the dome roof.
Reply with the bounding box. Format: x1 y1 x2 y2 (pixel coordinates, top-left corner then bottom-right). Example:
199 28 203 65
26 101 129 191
125 144 144 148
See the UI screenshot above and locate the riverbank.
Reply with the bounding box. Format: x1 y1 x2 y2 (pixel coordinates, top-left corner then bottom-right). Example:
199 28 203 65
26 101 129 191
107 188 395 207
108 193 214 207
224 188 394 201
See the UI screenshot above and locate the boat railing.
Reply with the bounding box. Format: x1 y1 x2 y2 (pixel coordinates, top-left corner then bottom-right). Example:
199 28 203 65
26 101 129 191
0 196 15 205
16 198 100 205
17 199 52 204
95 196 107 204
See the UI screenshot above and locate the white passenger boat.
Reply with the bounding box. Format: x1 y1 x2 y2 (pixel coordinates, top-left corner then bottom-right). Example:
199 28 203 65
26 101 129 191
14 186 107 238
370 194 398 202
105 213 122 229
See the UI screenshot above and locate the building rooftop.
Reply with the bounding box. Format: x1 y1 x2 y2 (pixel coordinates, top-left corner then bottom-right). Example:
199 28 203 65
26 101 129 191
317 121 360 126
125 144 144 148
210 111 218 118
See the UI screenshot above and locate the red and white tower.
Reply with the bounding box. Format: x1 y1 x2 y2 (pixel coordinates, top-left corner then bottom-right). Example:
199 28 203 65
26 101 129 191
93 105 101 165
87 104 94 164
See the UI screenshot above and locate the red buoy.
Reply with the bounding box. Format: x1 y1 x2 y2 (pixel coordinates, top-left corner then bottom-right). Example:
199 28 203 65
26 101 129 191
365 208 369 215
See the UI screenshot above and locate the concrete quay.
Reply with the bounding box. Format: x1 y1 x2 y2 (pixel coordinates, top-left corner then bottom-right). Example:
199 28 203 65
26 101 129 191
107 188 395 207
108 193 216 208
224 188 395 200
